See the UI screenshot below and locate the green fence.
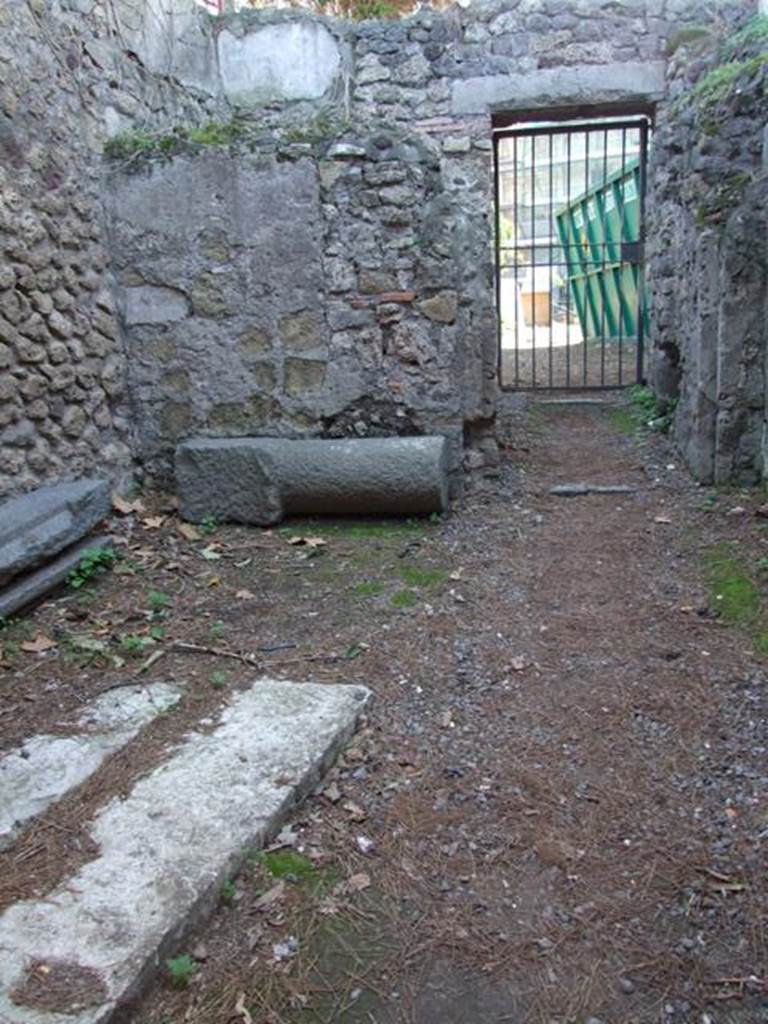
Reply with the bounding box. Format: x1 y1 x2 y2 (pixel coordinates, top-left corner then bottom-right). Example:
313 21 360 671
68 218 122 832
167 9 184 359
555 159 648 344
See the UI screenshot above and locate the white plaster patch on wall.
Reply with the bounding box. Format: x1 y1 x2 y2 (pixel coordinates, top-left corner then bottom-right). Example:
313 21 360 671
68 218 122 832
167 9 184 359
218 22 342 104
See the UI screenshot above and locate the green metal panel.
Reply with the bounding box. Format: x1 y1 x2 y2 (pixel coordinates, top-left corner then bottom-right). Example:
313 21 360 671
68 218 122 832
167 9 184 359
555 159 645 344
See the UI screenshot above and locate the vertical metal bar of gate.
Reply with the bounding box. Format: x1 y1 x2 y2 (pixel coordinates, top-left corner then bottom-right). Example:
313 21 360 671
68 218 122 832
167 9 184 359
494 115 650 392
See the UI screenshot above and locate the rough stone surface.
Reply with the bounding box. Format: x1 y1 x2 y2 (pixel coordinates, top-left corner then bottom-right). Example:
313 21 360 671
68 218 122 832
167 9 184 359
647 25 768 484
0 684 180 851
0 478 109 586
0 535 112 619
2 0 759 499
176 435 449 524
0 0 216 500
0 679 371 1024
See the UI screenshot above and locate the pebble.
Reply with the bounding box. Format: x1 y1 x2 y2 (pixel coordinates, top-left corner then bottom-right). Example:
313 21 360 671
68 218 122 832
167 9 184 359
619 976 635 994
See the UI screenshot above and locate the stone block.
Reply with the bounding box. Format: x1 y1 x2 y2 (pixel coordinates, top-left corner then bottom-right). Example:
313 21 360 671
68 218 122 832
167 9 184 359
218 22 341 104
451 61 666 114
0 478 109 587
0 534 111 619
176 435 450 526
0 684 180 850
0 680 370 1024
122 285 189 326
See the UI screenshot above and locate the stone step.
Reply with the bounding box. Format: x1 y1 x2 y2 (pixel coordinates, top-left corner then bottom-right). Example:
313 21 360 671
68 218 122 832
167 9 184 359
0 678 370 1024
0 534 112 619
0 683 181 851
0 479 109 588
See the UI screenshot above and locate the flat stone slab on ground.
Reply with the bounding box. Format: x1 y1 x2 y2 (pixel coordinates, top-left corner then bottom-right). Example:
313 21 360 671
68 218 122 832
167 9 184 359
0 535 112 619
0 479 109 587
0 679 371 1024
176 436 449 525
549 483 639 497
0 684 180 851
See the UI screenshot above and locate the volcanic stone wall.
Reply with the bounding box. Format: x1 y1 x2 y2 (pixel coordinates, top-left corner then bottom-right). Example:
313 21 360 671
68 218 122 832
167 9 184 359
1 0 760 499
0 0 214 499
647 20 768 484
103 0 751 490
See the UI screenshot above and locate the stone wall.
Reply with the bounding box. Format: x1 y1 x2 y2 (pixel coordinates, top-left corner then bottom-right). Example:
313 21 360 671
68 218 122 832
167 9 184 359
647 18 768 484
103 0 752 491
2 0 761 500
106 130 495 486
0 0 215 499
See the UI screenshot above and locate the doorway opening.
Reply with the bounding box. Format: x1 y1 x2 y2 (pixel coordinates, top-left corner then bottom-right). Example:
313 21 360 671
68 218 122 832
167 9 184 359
494 114 651 390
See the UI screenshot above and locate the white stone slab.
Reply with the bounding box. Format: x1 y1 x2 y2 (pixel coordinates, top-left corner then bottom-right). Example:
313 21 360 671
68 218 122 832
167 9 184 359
0 684 181 851
0 679 370 1024
218 22 341 104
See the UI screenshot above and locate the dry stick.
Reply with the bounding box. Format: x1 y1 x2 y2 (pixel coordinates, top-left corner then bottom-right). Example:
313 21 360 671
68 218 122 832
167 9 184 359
171 641 260 665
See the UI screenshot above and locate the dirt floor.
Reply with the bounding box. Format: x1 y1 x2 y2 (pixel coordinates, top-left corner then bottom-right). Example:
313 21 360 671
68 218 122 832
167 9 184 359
2 396 768 1024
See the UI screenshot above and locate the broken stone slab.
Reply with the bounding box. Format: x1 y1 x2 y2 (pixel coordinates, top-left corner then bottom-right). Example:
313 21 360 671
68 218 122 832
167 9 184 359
0 679 370 1024
549 483 639 497
0 684 180 851
0 479 109 587
176 436 449 526
0 535 112 619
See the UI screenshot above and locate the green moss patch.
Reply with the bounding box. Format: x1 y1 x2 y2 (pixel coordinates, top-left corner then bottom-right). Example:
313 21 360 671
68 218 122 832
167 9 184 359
253 850 317 882
391 589 419 609
703 544 761 627
398 565 447 588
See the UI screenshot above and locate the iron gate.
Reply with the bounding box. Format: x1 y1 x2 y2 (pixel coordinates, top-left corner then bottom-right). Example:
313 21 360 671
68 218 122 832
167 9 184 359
494 116 650 390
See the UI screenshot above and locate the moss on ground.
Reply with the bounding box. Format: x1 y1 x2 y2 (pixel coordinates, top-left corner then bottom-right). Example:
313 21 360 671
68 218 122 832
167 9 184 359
702 542 768 653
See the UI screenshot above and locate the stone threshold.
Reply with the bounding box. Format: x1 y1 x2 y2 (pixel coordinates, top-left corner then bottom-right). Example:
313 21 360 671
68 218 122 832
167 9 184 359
0 679 370 1024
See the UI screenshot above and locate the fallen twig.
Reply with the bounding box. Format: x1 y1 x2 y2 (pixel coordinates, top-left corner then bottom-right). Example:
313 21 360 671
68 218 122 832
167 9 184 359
170 641 260 666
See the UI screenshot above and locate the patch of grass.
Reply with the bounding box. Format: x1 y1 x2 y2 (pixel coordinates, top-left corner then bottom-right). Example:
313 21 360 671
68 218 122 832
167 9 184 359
391 588 419 609
354 580 385 597
209 620 225 641
703 543 761 632
606 386 676 435
165 953 196 991
690 53 768 108
398 565 447 588
200 514 218 536
209 669 228 689
120 633 155 658
254 850 317 882
721 14 768 59
220 879 236 906
147 589 171 614
68 547 118 589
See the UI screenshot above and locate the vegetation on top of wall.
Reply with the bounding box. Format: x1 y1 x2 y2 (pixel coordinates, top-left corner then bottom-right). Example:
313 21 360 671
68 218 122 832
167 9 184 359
103 119 251 162
689 51 768 109
720 14 768 59
103 110 351 167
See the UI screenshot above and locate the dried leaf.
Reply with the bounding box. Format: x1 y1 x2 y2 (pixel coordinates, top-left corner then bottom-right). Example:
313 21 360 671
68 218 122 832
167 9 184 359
177 522 201 541
343 801 367 822
234 993 253 1024
111 493 145 515
235 589 256 600
20 634 56 653
346 872 371 892
142 515 165 530
510 655 527 672
323 782 342 804
654 515 672 525
207 575 222 588
201 545 222 561
288 535 328 548
255 881 285 911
